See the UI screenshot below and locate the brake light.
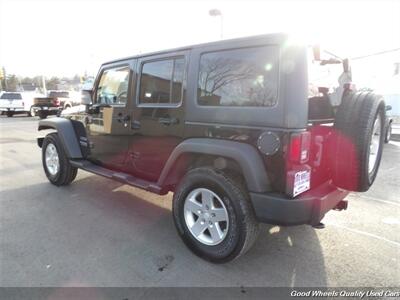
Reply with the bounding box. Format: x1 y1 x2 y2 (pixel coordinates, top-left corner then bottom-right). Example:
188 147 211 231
286 131 312 197
53 98 60 106
289 132 310 163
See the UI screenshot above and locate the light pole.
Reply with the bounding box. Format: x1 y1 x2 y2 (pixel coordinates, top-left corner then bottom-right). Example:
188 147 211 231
209 9 223 40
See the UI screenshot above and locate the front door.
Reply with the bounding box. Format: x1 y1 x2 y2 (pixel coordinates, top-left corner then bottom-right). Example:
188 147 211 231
126 53 187 181
86 64 132 169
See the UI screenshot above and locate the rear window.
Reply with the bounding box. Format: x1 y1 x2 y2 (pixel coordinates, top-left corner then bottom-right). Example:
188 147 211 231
49 91 69 98
0 93 22 100
197 46 279 107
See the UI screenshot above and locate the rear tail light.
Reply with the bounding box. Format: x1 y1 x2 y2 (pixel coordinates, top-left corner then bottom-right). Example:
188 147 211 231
286 131 311 197
53 98 60 106
289 131 311 163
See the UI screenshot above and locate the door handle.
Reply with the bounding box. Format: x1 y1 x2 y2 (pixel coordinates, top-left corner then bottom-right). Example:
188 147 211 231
158 117 178 126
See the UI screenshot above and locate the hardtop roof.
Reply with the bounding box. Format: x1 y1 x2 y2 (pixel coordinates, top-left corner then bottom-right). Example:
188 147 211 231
102 32 288 66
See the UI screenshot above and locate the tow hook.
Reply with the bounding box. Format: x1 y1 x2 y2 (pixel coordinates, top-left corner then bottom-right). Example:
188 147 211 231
334 200 348 211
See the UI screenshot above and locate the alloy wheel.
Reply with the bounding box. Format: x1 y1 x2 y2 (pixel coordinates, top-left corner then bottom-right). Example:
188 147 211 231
183 188 229 246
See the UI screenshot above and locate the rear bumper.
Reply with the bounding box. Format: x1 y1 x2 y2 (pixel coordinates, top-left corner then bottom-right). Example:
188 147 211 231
0 107 24 111
32 106 60 115
33 106 60 111
250 181 349 226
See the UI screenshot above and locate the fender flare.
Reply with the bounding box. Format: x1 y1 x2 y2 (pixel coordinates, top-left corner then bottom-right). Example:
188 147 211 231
38 117 82 159
157 138 271 193
63 101 73 109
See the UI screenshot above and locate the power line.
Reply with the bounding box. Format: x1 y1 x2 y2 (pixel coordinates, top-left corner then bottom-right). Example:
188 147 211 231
351 48 400 60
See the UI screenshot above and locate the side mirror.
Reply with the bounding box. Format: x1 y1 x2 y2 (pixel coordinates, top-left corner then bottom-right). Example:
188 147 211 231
312 44 321 61
81 90 92 105
386 105 392 111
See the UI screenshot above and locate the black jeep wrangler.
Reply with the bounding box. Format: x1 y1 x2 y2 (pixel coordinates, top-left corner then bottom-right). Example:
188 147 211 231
37 33 386 263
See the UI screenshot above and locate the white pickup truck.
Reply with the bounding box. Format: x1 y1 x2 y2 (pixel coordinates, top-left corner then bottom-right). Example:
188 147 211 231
0 92 37 117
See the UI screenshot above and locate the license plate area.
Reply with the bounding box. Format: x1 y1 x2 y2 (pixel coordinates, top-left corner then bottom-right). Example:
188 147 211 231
286 167 311 197
293 170 311 197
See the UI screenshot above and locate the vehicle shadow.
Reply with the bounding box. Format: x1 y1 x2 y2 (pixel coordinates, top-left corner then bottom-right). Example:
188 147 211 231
0 174 327 287
0 114 31 118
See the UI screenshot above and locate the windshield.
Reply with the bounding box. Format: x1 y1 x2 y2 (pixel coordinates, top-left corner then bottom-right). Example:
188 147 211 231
0 93 22 100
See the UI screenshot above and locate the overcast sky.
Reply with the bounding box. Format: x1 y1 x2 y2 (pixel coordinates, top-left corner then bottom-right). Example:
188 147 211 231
0 0 399 77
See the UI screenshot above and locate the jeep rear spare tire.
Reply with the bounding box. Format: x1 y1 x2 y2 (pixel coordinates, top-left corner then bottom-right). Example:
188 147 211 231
332 92 385 192
173 167 259 263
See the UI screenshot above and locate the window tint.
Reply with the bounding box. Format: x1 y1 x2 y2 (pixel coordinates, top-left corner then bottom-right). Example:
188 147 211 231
1 93 22 100
172 59 184 102
49 91 69 98
198 46 279 107
96 66 130 105
139 58 184 105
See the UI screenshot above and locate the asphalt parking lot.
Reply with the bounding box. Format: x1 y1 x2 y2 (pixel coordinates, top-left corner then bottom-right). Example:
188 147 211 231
0 115 399 288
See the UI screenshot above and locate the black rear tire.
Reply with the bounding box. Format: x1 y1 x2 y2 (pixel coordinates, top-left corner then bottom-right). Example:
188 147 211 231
6 111 14 117
332 92 385 192
173 167 259 263
42 133 78 186
38 111 48 119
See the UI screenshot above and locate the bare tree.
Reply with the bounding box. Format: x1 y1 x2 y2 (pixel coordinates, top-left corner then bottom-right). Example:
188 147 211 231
199 57 256 96
198 56 276 106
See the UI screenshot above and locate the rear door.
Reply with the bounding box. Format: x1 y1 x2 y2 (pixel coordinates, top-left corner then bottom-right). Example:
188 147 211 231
86 62 133 169
126 52 187 181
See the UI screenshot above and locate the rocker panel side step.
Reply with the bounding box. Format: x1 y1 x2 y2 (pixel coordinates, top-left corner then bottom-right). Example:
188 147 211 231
69 159 163 194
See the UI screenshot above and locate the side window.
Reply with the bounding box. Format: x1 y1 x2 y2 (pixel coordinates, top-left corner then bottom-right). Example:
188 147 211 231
197 46 279 107
96 66 130 105
139 57 184 105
